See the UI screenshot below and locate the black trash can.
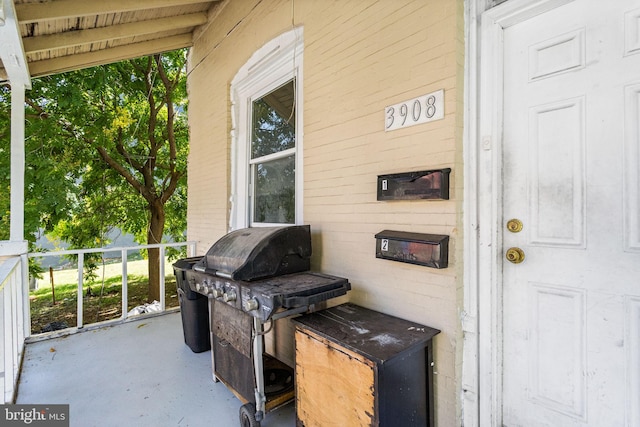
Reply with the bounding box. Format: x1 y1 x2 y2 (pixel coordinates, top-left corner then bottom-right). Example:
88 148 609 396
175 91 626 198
173 257 211 353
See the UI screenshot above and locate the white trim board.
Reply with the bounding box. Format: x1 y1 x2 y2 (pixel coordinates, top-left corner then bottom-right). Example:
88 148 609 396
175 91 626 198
463 0 575 426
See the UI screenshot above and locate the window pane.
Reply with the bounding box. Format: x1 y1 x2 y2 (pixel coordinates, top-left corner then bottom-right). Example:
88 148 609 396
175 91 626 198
251 80 296 159
253 155 295 224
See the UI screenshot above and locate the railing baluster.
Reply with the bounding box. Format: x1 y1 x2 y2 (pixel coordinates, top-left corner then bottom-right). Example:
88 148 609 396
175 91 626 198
20 253 29 338
159 246 166 311
0 258 22 403
1 264 13 402
121 249 128 321
1 275 7 402
77 253 84 328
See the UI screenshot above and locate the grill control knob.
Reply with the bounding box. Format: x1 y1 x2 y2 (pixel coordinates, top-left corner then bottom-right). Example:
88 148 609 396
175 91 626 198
223 291 237 302
244 298 259 311
195 282 203 292
211 288 224 298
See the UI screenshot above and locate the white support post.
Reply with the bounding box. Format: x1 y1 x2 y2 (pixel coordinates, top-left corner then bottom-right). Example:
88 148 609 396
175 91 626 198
10 83 25 243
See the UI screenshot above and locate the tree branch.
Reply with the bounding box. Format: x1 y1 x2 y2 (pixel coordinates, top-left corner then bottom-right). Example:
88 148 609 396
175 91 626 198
161 170 185 205
115 128 144 171
95 146 154 203
154 55 178 164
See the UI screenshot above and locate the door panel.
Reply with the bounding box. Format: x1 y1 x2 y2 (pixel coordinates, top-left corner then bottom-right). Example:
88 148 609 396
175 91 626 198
625 82 640 252
627 297 640 426
527 283 586 418
528 97 585 247
501 1 640 426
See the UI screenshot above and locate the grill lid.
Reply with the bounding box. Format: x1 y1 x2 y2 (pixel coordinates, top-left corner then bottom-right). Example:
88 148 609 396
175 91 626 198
193 225 312 281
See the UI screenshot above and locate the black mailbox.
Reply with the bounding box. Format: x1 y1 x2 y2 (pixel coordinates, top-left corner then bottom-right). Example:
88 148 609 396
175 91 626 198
375 230 449 269
377 168 450 201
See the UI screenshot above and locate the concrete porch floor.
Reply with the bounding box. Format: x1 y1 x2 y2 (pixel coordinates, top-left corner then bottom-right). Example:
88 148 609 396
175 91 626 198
16 312 295 427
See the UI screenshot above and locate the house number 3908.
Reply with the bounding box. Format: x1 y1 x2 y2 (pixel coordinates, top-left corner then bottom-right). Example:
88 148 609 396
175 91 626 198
385 89 444 132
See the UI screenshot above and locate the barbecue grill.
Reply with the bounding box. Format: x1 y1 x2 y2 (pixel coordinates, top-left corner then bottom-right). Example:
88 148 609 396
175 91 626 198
181 225 350 426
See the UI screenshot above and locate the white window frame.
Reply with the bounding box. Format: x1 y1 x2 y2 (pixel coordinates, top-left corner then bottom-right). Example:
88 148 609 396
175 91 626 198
230 27 304 230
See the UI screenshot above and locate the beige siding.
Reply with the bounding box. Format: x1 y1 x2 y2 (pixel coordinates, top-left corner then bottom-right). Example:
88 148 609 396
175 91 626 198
187 0 464 424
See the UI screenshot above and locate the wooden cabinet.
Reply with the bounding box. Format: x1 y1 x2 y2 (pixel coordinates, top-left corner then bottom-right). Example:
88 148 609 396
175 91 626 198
293 303 440 427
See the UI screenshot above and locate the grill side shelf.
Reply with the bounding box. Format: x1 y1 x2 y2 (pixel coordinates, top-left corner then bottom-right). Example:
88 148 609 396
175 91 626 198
248 272 349 295
282 286 350 308
243 272 350 321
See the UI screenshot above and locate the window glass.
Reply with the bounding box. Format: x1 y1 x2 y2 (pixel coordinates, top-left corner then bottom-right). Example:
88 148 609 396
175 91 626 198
250 79 296 224
251 80 296 159
253 155 295 223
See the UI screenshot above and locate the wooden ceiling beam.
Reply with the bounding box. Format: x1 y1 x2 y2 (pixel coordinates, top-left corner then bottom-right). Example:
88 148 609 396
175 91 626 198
23 13 207 54
16 0 218 24
27 33 193 78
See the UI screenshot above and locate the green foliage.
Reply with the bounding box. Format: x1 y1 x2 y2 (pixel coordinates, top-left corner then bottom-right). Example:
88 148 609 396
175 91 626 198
0 50 189 281
0 88 79 244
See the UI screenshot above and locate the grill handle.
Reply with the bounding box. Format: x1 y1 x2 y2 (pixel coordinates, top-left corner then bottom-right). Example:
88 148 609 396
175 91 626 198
193 264 233 279
193 265 218 275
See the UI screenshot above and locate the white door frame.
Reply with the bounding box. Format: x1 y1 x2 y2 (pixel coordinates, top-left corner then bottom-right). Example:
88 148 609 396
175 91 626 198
463 0 575 425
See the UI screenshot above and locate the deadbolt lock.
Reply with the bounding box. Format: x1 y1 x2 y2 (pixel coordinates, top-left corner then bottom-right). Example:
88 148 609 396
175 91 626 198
506 219 523 233
505 247 525 264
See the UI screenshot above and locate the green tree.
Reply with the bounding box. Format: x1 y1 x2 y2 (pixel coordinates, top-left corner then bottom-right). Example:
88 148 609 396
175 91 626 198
0 50 188 301
0 87 79 278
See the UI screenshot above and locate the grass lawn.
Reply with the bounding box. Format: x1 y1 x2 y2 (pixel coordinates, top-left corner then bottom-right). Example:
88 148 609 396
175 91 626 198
29 259 181 334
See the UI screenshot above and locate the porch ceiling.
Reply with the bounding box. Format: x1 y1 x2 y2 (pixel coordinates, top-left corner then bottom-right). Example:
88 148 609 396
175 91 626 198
0 0 223 85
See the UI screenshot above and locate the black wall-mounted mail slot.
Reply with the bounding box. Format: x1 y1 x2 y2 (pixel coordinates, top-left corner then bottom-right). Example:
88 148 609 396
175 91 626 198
377 168 450 201
375 230 449 269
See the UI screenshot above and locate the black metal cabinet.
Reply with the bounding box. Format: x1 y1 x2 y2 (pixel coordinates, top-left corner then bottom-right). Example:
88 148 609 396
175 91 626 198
293 303 440 427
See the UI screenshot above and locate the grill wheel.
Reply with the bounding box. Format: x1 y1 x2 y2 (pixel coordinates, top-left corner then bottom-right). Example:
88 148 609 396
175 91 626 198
239 402 259 427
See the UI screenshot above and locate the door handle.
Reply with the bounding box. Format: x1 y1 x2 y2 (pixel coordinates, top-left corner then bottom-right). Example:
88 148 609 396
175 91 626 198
506 247 525 264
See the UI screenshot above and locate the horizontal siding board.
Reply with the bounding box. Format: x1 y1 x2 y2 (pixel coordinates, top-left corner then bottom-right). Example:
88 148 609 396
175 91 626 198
187 0 464 425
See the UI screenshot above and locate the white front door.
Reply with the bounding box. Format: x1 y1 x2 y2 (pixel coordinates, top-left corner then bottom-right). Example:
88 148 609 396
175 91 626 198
500 0 640 425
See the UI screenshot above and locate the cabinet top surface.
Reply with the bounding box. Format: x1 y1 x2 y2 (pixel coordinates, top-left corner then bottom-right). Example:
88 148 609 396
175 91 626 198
293 303 440 363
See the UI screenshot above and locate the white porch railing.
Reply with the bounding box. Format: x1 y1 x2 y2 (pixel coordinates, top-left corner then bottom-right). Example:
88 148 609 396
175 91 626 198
1 241 196 403
0 256 26 404
28 241 197 333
